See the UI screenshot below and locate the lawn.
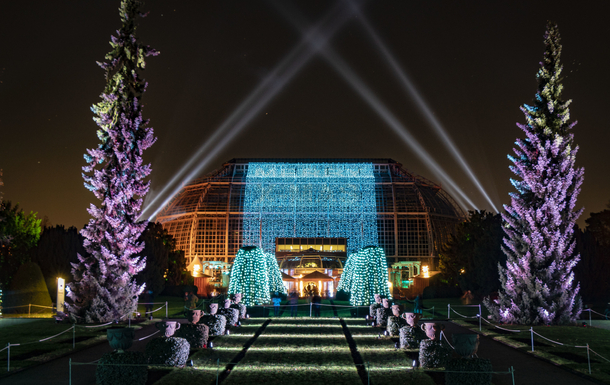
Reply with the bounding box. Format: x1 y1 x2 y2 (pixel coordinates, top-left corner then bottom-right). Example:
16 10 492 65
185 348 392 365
0 318 144 375
453 317 610 383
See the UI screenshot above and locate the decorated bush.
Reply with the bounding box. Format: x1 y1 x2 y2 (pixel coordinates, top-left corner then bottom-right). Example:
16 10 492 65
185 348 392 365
145 336 190 367
230 303 247 319
386 315 407 336
201 314 227 336
175 323 209 348
96 351 147 385
376 307 390 327
369 302 382 318
445 358 493 385
419 339 452 369
219 307 239 326
399 325 427 349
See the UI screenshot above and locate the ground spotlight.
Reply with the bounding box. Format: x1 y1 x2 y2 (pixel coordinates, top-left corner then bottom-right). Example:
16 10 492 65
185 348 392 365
187 360 194 367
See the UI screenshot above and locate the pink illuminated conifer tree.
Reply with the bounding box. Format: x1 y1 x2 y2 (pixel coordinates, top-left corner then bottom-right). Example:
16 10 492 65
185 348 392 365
67 0 158 323
485 22 584 325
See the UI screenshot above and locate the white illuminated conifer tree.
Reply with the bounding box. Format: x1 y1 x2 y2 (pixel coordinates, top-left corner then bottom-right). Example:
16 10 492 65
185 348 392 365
228 246 271 306
340 246 390 306
67 0 158 323
266 252 286 294
485 22 583 325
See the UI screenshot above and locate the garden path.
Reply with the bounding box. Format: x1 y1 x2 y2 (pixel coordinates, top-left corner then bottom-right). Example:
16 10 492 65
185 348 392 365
440 321 600 385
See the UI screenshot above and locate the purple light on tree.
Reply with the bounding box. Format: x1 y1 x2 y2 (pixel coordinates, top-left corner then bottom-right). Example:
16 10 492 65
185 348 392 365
485 22 584 325
67 0 158 323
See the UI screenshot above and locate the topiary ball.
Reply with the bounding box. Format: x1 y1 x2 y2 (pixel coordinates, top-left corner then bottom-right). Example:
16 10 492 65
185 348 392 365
96 351 147 385
175 323 209 348
445 358 493 385
419 339 452 369
370 302 382 318
399 325 427 349
145 337 191 367
201 314 226 336
387 316 407 336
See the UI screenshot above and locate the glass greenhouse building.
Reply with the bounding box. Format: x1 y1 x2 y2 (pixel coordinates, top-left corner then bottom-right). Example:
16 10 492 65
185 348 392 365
156 159 465 284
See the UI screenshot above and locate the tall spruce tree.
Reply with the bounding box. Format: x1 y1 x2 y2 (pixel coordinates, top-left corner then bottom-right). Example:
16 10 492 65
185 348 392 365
485 22 583 325
67 0 158 323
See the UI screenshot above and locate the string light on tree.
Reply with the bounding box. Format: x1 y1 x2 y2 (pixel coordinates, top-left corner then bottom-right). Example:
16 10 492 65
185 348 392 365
228 246 271 306
339 246 391 306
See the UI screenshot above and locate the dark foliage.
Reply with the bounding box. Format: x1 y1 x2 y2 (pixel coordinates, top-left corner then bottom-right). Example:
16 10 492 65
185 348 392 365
219 307 239 326
136 222 187 295
386 315 406 336
96 351 147 385
335 289 350 301
145 336 190 367
422 273 462 299
0 200 41 288
445 358 493 385
29 225 86 301
439 211 504 298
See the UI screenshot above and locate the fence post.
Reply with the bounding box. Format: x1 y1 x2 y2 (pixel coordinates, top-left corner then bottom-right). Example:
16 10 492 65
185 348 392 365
166 301 168 319
510 366 515 385
73 325 76 349
589 309 592 327
69 358 72 385
432 306 435 318
530 327 534 352
310 302 312 318
7 343 10 372
587 344 591 374
447 304 450 319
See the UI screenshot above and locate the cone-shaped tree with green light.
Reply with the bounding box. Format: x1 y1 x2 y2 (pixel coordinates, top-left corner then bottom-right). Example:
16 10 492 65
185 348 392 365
339 246 390 306
228 246 270 306
485 22 583 325
266 252 286 294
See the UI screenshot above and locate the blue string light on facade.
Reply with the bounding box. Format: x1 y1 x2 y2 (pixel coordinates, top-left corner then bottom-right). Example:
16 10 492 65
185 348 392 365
242 162 378 255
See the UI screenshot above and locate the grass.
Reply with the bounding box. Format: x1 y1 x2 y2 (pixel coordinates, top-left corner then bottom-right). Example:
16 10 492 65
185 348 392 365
345 318 436 385
454 317 610 383
0 318 145 375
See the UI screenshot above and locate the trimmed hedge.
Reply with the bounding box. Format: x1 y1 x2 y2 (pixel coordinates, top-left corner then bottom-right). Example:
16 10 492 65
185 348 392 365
175 323 209 348
399 325 427 349
230 303 247 319
375 307 390 327
445 358 493 385
219 307 239 326
386 315 407 336
96 351 147 385
419 339 452 369
145 337 191 367
369 302 382 318
200 314 226 336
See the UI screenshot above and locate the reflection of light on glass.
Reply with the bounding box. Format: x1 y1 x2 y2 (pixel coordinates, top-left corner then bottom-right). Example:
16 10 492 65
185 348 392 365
422 266 429 278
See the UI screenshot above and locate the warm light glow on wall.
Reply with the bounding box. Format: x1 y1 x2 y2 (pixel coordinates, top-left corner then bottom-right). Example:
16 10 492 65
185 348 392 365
422 265 429 278
242 163 378 255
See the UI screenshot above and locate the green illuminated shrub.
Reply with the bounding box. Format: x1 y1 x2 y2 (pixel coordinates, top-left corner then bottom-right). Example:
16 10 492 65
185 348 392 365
419 340 452 369
175 323 209 348
399 325 427 349
201 314 226 336
387 315 407 336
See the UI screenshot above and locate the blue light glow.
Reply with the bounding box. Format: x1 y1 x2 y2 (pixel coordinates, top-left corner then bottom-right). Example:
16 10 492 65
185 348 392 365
242 162 378 255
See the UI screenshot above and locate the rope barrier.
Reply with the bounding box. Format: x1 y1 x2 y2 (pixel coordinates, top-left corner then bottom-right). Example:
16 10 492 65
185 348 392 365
137 330 160 341
38 326 75 342
583 308 606 318
479 317 523 333
588 348 610 363
144 305 166 314
450 308 478 319
76 321 114 328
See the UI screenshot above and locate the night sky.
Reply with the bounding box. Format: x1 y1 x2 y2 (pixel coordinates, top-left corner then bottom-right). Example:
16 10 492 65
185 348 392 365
1 1 609 229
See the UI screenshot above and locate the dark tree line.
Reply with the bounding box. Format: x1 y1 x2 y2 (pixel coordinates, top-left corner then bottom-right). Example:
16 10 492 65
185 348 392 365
439 211 505 299
438 204 610 304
